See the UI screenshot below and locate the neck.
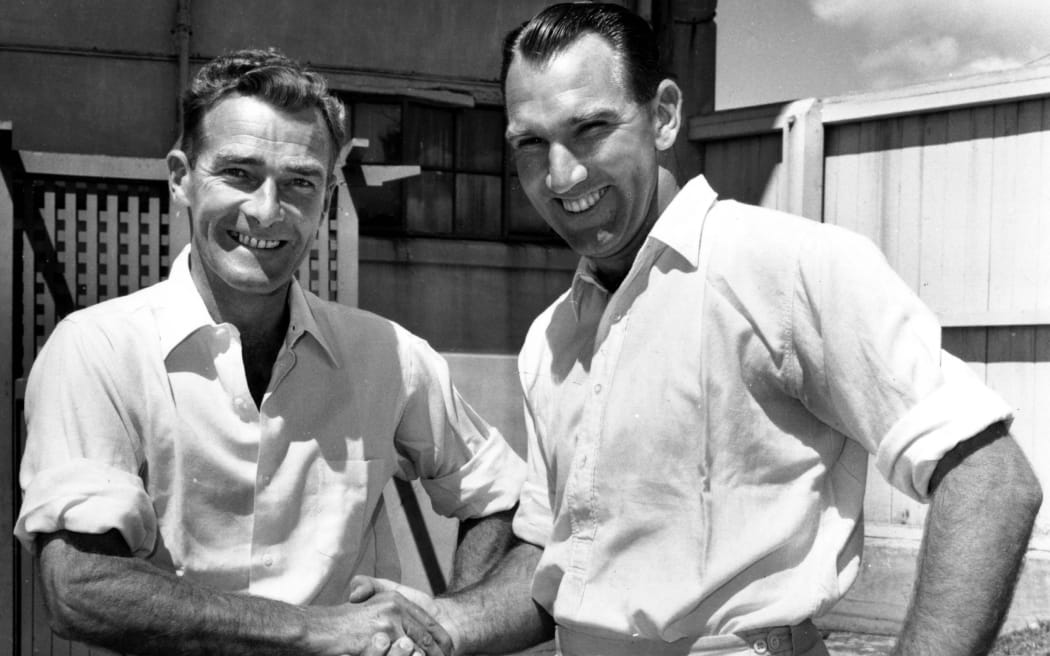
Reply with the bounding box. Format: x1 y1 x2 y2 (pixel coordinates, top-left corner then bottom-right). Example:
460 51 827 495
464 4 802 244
188 253 290 347
593 166 681 291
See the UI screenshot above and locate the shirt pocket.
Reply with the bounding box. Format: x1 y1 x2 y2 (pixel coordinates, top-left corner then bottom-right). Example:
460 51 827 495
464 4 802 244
306 458 388 559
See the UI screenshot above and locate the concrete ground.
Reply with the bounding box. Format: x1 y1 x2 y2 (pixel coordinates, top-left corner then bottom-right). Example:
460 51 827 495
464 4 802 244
518 632 898 655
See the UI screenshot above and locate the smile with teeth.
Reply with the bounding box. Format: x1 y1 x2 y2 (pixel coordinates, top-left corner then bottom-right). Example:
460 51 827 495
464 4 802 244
560 187 608 213
229 231 282 250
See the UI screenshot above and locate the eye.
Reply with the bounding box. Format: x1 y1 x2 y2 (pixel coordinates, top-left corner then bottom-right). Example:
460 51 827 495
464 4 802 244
510 136 544 151
289 177 317 190
221 167 250 179
577 121 608 137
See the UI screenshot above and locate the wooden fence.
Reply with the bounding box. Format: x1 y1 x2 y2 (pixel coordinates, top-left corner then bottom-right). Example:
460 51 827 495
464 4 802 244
689 63 1050 543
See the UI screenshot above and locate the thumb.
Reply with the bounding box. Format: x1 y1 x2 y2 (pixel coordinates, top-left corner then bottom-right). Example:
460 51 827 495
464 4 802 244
348 575 378 602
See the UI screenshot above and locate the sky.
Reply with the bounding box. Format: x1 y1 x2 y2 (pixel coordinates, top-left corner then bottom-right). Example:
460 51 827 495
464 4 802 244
716 0 1050 109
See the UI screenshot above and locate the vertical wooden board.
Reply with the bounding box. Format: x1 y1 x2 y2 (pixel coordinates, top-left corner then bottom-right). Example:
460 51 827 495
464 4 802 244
917 112 948 313
40 191 57 353
875 119 902 270
82 193 99 308
315 218 331 301
987 102 1020 313
60 191 78 311
822 127 842 227
0 139 15 656
21 230 36 379
145 196 161 287
964 106 995 315
126 195 141 294
1035 99 1050 313
852 121 884 247
985 327 1036 457
894 117 924 292
757 132 781 210
940 108 978 315
1031 328 1050 537
335 184 358 307
102 194 120 303
825 123 861 231
1006 100 1044 315
297 251 311 293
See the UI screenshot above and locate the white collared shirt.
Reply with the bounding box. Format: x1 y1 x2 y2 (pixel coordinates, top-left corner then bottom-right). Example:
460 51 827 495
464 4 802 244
513 176 1012 643
16 247 525 604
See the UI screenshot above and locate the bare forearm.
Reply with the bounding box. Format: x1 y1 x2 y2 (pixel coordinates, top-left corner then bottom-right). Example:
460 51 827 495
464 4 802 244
39 530 329 655
439 538 553 655
448 509 517 591
895 425 1043 656
38 530 451 656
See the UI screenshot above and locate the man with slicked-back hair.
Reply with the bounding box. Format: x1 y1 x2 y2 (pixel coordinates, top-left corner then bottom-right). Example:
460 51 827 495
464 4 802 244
472 3 1038 655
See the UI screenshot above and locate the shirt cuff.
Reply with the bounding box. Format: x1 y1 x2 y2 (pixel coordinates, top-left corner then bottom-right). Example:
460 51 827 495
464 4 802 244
15 458 157 556
876 355 1014 502
420 430 526 520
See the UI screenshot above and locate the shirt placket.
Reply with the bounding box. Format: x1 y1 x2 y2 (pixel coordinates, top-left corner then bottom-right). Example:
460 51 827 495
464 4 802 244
564 287 631 608
248 340 300 589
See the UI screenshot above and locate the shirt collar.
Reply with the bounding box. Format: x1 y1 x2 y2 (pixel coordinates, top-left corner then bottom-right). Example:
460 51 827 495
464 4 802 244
285 277 340 367
155 246 217 358
156 246 339 367
569 175 719 314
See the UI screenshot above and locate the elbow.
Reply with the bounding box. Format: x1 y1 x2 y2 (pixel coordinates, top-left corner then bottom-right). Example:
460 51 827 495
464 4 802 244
1001 452 1043 526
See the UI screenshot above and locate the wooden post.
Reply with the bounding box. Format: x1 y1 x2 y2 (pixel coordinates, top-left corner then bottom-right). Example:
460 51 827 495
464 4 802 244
651 0 718 182
780 99 825 221
0 121 18 655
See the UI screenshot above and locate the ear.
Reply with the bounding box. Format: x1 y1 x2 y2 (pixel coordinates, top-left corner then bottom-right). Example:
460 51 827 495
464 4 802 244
167 149 192 206
651 79 682 152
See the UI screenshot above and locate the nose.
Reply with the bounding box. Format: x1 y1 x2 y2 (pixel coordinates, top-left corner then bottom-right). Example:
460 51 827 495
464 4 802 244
545 143 587 194
242 178 283 227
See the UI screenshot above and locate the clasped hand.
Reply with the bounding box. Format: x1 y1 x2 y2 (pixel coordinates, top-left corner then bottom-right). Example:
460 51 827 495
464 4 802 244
337 574 456 656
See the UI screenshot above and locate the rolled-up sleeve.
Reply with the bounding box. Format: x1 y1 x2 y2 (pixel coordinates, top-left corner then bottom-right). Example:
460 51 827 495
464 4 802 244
15 318 155 555
792 227 1013 502
395 336 525 520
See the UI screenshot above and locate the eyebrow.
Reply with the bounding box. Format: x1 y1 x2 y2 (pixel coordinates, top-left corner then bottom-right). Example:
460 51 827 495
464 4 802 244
505 107 623 141
211 151 327 179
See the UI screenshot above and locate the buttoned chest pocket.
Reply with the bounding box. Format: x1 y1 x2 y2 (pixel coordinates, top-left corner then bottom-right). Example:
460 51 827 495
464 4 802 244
306 458 388 559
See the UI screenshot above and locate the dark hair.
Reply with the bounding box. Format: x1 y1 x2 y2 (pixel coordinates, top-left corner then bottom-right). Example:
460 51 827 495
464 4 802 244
178 48 347 168
500 2 665 104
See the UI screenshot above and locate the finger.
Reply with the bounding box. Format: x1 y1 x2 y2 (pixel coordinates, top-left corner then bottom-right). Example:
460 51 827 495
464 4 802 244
359 632 393 656
396 599 453 656
349 575 378 603
391 635 421 656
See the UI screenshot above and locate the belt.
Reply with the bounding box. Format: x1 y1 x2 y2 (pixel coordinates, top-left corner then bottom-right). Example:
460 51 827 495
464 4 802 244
556 620 829 656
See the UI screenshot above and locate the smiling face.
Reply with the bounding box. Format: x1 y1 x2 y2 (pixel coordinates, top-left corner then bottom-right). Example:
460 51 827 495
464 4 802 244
505 33 679 284
169 93 333 310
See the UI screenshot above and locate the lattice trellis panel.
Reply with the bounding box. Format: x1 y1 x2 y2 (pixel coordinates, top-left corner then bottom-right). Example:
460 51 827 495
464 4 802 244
17 176 341 378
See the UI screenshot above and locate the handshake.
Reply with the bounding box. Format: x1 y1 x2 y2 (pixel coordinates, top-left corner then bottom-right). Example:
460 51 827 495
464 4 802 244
336 575 464 656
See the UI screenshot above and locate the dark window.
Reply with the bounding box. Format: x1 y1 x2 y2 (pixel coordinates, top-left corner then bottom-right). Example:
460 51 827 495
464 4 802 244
340 94 558 244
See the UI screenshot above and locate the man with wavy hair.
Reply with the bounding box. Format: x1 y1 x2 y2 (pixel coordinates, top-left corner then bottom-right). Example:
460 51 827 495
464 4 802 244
15 48 532 656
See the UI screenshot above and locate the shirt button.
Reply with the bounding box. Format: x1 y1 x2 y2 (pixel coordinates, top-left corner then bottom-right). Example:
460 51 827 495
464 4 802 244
593 384 602 394
768 635 781 649
263 555 274 567
752 638 768 654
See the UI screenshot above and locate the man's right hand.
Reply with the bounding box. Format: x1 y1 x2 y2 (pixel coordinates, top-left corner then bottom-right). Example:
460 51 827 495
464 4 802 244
322 588 453 656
